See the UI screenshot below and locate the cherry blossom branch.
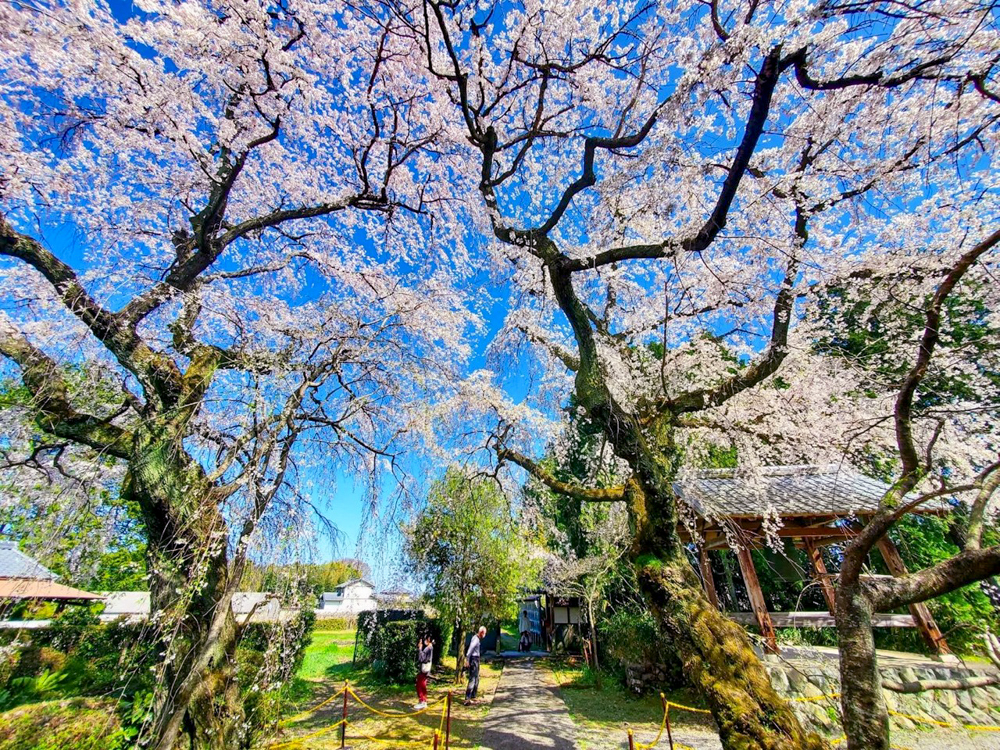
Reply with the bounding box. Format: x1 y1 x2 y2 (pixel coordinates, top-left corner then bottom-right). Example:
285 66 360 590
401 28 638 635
668 251 799 414
0 313 131 458
563 48 784 271
496 447 625 502
0 219 183 407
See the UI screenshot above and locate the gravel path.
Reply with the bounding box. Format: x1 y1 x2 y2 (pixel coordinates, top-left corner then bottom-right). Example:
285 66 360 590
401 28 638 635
478 658 578 750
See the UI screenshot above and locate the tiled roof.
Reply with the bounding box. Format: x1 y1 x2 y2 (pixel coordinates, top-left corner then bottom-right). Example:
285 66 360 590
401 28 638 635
0 578 102 601
673 464 948 520
0 542 57 581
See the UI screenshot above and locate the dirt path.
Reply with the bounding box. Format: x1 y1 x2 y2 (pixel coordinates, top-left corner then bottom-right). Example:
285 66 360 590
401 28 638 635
478 658 578 750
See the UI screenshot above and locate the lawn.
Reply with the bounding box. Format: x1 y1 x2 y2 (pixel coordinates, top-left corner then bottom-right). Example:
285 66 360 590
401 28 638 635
298 629 358 681
549 659 717 750
272 628 505 750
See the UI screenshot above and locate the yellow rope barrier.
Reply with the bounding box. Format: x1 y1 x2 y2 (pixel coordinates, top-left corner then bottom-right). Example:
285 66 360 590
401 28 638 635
347 686 448 717
628 692 1000 750
887 709 1000 732
268 719 346 749
280 685 348 725
790 693 840 702
634 703 667 750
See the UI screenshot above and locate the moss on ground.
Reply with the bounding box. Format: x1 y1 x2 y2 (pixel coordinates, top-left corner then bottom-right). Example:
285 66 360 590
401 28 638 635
0 698 122 750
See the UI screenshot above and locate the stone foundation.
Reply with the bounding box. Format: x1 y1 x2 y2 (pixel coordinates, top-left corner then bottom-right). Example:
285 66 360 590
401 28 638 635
765 657 1000 735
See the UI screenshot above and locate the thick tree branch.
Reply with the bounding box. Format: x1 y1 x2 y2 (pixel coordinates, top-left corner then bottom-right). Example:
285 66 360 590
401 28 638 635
0 220 183 408
895 227 1000 478
882 675 998 693
871 545 1000 611
0 313 131 458
497 447 625 502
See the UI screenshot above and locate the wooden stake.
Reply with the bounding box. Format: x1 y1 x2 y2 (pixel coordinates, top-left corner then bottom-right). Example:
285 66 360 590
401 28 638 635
446 691 452 750
662 693 674 750
876 537 951 655
735 543 779 654
628 728 635 750
341 681 349 748
804 538 837 614
698 545 720 609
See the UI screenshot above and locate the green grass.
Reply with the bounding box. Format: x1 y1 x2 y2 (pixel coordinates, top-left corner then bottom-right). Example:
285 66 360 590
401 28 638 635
298 630 358 681
551 660 714 732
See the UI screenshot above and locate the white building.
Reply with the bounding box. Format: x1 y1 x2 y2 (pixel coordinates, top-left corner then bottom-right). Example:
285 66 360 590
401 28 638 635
99 591 287 624
318 578 377 614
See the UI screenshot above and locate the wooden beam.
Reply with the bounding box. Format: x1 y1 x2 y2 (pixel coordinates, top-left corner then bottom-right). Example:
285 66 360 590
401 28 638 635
876 537 951 656
804 538 837 614
698 546 720 610
734 544 779 654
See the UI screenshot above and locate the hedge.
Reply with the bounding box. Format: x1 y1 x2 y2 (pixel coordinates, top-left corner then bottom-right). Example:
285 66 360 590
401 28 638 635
357 610 444 683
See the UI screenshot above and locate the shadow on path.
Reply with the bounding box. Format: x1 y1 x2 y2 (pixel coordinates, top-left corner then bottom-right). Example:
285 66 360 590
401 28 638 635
479 658 577 750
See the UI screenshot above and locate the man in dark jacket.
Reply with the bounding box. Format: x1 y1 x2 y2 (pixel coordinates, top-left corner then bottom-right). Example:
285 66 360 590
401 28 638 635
464 626 486 705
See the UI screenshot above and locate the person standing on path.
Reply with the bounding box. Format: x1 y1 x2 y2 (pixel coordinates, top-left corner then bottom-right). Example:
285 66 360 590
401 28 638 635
464 625 486 705
415 634 433 710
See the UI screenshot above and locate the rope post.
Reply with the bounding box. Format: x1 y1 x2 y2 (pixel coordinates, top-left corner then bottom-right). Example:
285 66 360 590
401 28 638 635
446 691 453 750
661 693 673 750
628 728 635 750
341 681 349 748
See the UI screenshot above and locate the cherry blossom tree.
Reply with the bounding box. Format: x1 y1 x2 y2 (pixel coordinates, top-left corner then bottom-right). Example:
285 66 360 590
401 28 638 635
388 0 1000 748
0 1 473 748
824 231 1000 749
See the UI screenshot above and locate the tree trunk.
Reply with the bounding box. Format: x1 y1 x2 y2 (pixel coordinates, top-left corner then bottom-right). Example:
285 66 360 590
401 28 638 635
587 596 599 672
619 452 826 750
634 547 825 750
455 625 466 684
835 582 890 750
125 425 245 750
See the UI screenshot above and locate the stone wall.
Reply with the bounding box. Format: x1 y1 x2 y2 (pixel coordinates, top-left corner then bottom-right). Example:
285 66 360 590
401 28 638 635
765 657 1000 735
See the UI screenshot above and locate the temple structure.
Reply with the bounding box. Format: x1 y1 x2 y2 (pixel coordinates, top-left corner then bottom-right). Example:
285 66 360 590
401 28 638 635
675 464 952 656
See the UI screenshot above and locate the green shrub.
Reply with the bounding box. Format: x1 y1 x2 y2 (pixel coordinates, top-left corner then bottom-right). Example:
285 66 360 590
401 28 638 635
314 616 355 631
44 607 101 653
599 607 683 689
356 613 444 683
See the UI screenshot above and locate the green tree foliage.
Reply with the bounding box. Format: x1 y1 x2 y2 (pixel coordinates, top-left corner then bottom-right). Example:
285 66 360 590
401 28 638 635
404 468 535 671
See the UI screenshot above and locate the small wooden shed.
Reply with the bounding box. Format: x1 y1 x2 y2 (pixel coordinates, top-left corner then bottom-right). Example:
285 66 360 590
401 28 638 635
675 464 951 656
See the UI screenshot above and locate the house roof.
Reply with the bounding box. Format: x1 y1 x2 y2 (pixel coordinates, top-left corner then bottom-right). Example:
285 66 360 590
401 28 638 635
340 578 375 588
673 464 950 520
0 542 57 581
0 578 103 602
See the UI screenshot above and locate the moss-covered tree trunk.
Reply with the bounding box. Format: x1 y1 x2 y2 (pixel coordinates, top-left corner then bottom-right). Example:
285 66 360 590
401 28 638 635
124 424 245 750
623 472 827 750
835 582 889 750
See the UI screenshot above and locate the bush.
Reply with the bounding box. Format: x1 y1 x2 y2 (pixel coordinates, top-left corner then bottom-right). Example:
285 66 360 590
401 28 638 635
44 607 101 653
599 607 683 690
357 611 444 683
370 621 421 683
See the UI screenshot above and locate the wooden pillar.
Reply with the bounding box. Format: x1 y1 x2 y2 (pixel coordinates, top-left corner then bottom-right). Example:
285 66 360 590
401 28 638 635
698 545 720 610
876 536 951 655
735 544 779 654
803 538 837 614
